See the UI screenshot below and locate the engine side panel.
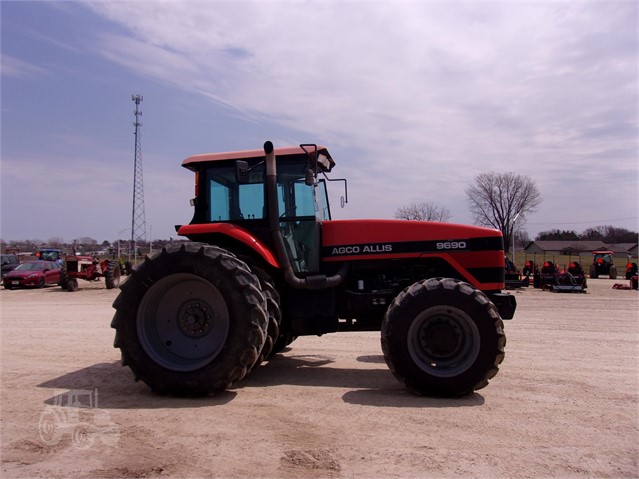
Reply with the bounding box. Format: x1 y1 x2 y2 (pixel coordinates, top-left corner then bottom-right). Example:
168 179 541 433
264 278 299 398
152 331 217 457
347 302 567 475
321 219 505 290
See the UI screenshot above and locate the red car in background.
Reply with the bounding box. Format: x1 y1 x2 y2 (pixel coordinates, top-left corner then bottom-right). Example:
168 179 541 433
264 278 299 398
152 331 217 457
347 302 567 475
3 261 61 289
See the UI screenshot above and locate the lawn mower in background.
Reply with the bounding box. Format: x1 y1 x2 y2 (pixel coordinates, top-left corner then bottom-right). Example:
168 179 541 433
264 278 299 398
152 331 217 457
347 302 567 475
539 261 559 290
612 261 638 290
505 256 529 289
552 261 587 293
625 261 638 280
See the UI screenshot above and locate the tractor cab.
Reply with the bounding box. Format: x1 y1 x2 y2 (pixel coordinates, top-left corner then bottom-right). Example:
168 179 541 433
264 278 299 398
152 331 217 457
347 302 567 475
593 251 614 265
180 144 344 277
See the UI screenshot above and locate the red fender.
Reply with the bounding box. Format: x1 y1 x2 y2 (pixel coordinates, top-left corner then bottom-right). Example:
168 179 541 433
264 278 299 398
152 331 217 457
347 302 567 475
177 223 280 269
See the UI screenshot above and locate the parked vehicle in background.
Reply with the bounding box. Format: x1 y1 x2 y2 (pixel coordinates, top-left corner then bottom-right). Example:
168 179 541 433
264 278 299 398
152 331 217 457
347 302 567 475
3 261 61 289
36 249 63 264
1 254 20 278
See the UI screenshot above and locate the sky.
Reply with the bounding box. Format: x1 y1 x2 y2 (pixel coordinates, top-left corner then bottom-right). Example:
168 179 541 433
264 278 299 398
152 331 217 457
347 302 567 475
1 1 637 244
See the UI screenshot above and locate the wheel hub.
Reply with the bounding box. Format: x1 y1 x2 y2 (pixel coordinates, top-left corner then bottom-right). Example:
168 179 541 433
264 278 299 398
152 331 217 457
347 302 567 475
178 300 213 338
420 320 462 359
407 305 480 378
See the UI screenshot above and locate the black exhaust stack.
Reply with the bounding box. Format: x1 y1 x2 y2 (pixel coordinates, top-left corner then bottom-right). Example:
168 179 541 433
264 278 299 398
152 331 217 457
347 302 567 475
264 141 348 289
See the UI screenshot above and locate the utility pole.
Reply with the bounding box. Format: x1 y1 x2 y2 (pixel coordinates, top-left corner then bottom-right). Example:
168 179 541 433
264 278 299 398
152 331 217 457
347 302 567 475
131 94 146 264
511 212 520 259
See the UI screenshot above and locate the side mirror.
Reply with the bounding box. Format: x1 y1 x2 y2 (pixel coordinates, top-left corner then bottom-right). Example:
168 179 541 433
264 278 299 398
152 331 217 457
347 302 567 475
236 160 249 184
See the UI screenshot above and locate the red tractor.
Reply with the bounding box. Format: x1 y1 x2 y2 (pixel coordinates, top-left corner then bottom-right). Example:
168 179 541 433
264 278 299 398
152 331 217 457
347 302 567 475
589 250 617 279
60 256 121 291
111 142 516 397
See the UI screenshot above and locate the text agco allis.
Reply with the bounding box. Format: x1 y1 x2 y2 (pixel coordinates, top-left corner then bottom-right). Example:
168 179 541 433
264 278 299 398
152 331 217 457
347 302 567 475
330 241 468 256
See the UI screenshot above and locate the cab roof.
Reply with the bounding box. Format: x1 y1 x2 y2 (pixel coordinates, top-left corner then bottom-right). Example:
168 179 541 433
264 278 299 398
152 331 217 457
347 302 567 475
182 145 330 171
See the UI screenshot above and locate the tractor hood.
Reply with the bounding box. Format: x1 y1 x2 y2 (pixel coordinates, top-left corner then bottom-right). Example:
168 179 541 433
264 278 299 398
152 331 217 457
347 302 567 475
321 219 504 261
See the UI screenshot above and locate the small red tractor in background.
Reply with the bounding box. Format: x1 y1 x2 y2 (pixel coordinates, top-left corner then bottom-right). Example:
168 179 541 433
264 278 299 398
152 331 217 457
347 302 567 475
589 250 617 279
60 256 121 292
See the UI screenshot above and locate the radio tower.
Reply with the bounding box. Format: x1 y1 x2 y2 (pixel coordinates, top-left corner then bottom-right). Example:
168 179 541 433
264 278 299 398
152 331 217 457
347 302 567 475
131 94 146 261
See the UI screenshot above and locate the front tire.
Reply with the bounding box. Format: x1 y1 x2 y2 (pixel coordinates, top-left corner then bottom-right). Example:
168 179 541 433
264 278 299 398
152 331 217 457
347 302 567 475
111 243 268 395
381 278 506 397
67 278 79 292
59 263 68 289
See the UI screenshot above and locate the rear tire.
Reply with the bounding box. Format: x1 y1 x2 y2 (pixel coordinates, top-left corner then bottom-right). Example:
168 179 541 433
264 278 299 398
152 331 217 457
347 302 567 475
249 267 281 368
67 278 78 292
105 260 121 289
381 278 506 397
270 333 297 357
111 243 268 395
609 265 617 279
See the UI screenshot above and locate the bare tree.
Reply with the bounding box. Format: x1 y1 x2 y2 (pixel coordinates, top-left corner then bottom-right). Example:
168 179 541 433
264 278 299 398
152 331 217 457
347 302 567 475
465 172 542 254
47 236 65 248
514 229 531 248
581 225 638 243
395 201 451 222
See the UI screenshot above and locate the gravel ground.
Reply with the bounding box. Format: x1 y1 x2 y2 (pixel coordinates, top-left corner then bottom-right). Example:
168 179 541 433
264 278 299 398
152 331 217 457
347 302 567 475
1 276 638 478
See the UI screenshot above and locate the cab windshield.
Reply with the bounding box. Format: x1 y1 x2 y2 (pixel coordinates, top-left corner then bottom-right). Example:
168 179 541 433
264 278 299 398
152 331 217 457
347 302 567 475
204 156 329 274
205 159 330 223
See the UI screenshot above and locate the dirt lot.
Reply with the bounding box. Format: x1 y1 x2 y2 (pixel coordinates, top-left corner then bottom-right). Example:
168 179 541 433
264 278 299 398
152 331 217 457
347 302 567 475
1 277 638 478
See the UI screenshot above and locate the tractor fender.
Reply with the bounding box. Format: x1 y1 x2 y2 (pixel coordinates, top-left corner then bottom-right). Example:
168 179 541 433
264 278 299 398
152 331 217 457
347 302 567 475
177 223 280 269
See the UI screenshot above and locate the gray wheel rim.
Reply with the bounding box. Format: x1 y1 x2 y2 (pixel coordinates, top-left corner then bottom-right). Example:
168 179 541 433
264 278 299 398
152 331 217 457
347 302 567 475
407 305 480 378
137 273 230 372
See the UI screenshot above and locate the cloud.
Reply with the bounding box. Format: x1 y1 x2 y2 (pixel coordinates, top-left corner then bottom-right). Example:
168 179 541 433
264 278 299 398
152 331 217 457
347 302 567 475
1 53 47 78
80 1 637 232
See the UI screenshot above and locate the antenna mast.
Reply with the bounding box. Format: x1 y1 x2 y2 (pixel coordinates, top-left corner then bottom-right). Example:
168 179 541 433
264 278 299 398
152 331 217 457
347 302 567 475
131 94 146 262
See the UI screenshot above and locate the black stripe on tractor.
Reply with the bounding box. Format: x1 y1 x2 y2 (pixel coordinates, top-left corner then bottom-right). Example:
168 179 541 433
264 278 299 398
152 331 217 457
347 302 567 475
323 236 504 258
467 236 504 252
467 267 505 284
